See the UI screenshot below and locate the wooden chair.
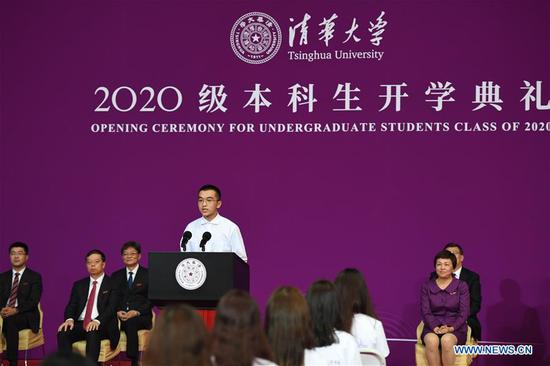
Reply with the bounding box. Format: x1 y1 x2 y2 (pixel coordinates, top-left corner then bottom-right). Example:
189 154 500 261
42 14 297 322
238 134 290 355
415 321 475 366
72 319 122 364
0 303 45 366
359 347 386 366
72 338 121 364
118 311 156 361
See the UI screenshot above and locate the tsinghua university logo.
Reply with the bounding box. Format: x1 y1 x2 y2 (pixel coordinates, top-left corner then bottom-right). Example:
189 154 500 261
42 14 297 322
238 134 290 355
230 10 388 64
230 12 282 64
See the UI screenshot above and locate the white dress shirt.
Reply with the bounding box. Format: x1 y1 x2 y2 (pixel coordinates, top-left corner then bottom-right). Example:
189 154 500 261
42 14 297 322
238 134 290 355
351 313 390 358
6 267 26 307
181 214 247 262
304 330 362 366
77 273 105 322
453 266 463 279
127 264 139 281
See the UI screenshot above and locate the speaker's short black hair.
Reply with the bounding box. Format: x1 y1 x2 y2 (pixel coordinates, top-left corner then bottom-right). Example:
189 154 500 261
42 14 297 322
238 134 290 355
9 242 29 255
85 249 106 262
198 184 221 200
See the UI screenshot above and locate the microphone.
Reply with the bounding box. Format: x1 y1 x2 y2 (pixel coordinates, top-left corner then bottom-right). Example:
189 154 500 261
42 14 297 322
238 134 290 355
199 232 212 252
180 231 192 251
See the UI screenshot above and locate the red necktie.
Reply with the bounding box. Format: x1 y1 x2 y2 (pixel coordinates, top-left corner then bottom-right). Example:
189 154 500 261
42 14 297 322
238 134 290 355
7 272 20 307
83 280 98 328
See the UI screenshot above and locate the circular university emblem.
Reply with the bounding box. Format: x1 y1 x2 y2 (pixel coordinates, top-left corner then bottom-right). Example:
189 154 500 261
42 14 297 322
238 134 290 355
175 258 207 290
230 12 282 64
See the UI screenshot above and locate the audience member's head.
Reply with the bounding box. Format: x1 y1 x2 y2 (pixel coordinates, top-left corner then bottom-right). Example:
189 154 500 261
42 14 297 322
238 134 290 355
143 304 208 366
212 289 273 366
433 250 457 278
306 280 339 347
335 267 377 333
265 286 314 366
41 351 95 366
444 242 464 269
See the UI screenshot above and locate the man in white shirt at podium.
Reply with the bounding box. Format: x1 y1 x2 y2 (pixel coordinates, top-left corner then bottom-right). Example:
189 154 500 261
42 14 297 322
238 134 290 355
180 184 247 263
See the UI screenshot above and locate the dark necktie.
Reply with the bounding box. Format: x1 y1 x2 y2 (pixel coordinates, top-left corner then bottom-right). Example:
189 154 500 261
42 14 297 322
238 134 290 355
7 272 20 307
83 280 98 328
128 271 134 288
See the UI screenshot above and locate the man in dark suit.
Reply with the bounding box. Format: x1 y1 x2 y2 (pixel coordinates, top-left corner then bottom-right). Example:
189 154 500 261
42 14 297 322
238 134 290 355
443 243 482 340
111 241 152 366
57 249 120 364
0 242 43 366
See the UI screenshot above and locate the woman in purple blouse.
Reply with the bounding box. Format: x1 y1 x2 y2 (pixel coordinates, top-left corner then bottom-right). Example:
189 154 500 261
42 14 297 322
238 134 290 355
421 250 470 366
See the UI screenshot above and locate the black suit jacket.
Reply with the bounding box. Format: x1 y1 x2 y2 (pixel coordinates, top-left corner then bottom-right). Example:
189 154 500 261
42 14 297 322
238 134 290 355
458 267 482 340
429 266 482 339
63 274 120 347
111 266 152 327
0 268 42 333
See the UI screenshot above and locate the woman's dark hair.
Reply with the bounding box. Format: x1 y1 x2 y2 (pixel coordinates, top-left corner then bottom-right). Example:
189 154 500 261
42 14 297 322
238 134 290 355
335 268 378 333
42 351 95 366
212 289 273 366
433 250 457 270
306 280 339 347
265 286 314 366
143 304 209 366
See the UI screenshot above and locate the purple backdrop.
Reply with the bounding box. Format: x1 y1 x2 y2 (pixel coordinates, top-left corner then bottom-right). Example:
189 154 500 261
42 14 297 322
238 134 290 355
1 1 549 365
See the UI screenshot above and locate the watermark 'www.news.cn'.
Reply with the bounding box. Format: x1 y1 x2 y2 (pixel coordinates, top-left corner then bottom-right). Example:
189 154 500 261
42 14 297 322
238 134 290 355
454 344 533 356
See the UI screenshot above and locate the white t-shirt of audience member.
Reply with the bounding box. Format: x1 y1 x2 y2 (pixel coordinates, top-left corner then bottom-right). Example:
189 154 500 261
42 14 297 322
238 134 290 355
351 313 390 358
253 358 278 366
304 330 362 366
213 356 277 366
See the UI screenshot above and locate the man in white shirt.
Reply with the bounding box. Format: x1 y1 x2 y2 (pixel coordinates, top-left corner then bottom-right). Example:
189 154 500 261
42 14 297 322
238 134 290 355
180 184 247 262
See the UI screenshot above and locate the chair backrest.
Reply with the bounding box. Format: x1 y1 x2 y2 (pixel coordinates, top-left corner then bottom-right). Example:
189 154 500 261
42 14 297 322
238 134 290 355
359 347 386 366
416 321 425 344
38 302 44 328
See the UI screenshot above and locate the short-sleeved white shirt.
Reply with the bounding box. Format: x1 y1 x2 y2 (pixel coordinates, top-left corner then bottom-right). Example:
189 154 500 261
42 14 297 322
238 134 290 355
181 214 247 262
304 330 362 365
351 313 390 358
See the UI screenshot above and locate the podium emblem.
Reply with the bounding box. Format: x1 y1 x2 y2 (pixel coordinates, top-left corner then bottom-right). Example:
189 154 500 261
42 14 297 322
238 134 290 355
175 258 207 290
